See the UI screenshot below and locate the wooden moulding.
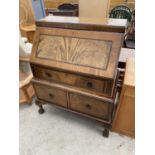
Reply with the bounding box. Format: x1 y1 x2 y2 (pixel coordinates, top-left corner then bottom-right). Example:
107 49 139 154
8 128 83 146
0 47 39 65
36 16 127 33
32 78 117 102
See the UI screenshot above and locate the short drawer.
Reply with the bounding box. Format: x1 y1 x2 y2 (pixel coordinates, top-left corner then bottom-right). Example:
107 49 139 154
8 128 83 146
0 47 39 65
69 93 113 120
32 65 114 96
33 82 67 107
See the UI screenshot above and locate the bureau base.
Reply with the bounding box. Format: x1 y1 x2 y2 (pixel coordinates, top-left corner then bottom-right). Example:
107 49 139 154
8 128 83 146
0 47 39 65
35 98 111 137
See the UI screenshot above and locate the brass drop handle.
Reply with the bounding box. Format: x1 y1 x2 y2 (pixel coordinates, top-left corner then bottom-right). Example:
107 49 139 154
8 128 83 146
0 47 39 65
49 93 54 98
87 82 93 88
85 104 91 109
45 72 52 78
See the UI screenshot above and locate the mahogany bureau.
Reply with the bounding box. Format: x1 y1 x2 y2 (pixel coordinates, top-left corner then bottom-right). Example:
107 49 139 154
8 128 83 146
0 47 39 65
30 16 127 137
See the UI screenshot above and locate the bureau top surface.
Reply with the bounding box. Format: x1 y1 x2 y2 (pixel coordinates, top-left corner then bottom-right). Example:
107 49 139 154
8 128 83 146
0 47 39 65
36 16 127 33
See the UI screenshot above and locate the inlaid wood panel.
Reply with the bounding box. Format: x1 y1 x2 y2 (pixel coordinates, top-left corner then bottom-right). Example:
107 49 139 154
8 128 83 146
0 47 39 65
32 65 114 96
69 93 112 120
37 35 112 69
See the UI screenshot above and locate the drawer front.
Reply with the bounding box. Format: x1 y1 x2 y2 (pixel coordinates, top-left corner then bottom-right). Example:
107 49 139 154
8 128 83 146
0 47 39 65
32 65 113 96
33 83 67 107
69 93 112 120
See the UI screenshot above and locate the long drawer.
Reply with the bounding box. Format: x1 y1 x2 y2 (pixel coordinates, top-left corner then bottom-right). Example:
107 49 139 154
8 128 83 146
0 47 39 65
69 93 113 121
33 82 67 107
32 65 114 96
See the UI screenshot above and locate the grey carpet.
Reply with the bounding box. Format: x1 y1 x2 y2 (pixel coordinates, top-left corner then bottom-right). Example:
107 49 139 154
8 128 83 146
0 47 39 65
19 100 135 155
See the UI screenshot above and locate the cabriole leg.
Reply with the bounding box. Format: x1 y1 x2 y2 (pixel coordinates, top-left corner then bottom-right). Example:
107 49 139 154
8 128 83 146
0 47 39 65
103 128 109 137
35 100 45 114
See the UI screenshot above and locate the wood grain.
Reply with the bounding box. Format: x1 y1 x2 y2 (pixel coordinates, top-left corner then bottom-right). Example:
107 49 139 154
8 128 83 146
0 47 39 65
32 78 115 102
32 65 114 96
20 24 36 43
69 93 112 120
124 58 135 87
37 35 112 69
19 72 34 104
19 0 35 25
112 58 135 138
33 82 68 107
30 16 125 137
30 27 123 79
36 16 127 33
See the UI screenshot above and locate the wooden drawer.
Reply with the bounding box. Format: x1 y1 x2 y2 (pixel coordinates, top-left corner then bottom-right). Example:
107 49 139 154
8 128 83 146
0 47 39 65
69 93 113 120
33 82 67 107
32 65 114 96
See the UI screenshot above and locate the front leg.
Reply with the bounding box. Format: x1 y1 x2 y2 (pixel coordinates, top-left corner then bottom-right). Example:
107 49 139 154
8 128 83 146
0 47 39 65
35 99 45 114
102 124 111 138
103 128 109 137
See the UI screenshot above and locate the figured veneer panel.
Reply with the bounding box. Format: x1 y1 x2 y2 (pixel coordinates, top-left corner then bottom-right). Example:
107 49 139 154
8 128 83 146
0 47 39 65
30 27 123 79
37 35 112 69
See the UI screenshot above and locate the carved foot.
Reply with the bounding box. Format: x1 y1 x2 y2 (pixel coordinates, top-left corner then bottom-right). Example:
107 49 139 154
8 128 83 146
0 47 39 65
35 100 45 114
103 128 109 137
38 107 45 114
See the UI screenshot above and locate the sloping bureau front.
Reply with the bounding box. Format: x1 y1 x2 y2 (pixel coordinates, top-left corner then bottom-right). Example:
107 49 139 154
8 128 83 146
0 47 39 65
31 26 124 79
30 16 127 137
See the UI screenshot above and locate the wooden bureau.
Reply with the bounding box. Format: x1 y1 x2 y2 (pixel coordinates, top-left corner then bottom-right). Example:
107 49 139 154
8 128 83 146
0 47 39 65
30 16 127 137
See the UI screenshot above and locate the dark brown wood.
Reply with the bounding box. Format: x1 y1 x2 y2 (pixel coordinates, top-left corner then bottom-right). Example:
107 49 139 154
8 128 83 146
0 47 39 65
36 99 45 114
35 97 112 124
32 65 114 96
45 8 78 16
32 78 115 101
30 17 126 137
33 82 68 108
69 93 112 120
103 128 109 137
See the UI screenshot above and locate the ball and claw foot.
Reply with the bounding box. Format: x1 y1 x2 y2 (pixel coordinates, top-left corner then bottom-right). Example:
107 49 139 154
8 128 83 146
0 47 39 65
36 100 45 114
38 108 45 114
103 128 109 137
